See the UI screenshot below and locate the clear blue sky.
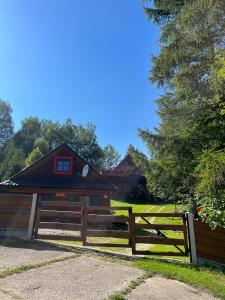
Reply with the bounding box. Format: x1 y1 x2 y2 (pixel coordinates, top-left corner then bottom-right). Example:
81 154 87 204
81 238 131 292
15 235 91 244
0 0 160 157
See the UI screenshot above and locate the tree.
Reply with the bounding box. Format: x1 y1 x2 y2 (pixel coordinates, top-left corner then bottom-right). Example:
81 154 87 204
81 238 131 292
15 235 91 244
101 145 120 171
139 0 225 226
25 147 43 166
13 117 42 155
0 142 24 181
0 100 13 148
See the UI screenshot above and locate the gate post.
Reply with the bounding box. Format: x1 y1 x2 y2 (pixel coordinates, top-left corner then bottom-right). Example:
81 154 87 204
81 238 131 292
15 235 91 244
186 212 197 265
131 213 136 255
27 193 38 240
128 207 133 247
82 203 88 246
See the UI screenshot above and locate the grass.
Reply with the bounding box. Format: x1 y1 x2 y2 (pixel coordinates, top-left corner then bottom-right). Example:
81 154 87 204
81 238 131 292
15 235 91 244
132 258 225 299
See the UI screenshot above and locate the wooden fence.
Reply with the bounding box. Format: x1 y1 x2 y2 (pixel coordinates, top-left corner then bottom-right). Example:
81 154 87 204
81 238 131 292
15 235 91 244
131 212 189 256
34 202 189 256
194 220 225 266
83 206 132 248
34 201 85 242
0 194 32 239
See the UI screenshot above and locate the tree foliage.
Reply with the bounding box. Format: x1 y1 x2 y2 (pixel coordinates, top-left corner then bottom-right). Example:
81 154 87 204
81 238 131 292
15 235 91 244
101 145 120 171
0 100 13 148
140 0 225 227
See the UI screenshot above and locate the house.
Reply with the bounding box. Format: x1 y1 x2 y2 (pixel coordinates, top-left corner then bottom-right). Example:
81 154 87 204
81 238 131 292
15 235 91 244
102 154 150 200
0 143 116 239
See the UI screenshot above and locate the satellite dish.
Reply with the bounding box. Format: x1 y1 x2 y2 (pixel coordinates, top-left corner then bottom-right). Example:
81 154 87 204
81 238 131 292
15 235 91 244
82 164 89 177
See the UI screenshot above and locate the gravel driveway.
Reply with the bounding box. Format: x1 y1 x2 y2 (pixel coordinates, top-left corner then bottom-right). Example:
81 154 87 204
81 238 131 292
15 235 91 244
0 255 143 300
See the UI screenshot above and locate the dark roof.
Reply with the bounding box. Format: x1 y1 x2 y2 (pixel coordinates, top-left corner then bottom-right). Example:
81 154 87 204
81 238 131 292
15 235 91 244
0 143 117 193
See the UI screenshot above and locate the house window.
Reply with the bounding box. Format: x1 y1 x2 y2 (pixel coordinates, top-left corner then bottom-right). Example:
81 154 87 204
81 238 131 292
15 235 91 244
53 156 73 175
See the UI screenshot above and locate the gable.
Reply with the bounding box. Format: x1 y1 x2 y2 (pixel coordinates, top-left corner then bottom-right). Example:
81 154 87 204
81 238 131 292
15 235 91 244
0 144 116 192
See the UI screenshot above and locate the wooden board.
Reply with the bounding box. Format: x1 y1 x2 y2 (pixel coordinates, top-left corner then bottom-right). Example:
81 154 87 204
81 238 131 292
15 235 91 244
86 230 130 238
135 236 186 245
88 214 129 223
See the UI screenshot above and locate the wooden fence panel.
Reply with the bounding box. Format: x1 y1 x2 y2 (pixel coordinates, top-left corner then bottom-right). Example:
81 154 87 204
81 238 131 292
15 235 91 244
194 221 225 265
0 194 32 231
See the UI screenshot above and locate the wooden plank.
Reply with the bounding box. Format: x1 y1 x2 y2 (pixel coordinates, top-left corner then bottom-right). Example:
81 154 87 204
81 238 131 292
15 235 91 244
40 210 82 218
133 250 188 256
196 244 225 260
194 220 225 234
87 206 130 211
135 236 186 245
37 234 82 241
84 242 129 248
39 222 82 231
135 224 184 231
194 227 225 241
133 213 184 218
0 214 30 221
86 230 130 238
194 236 225 250
0 207 31 213
0 223 29 229
88 215 129 223
40 201 85 207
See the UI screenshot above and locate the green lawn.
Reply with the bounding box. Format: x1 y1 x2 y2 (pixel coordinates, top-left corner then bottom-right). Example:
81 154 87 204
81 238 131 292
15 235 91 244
133 259 225 299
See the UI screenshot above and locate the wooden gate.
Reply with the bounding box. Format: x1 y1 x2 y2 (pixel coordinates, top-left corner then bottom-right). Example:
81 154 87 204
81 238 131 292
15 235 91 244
34 200 85 242
83 206 132 248
33 203 189 256
131 212 189 256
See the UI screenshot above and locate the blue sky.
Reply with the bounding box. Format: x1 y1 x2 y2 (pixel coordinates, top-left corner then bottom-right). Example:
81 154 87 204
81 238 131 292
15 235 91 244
0 0 160 157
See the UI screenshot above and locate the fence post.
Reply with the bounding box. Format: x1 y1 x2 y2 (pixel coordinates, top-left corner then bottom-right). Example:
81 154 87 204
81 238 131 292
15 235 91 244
33 196 41 239
27 193 38 239
128 207 133 247
186 212 197 265
82 203 88 246
131 213 136 255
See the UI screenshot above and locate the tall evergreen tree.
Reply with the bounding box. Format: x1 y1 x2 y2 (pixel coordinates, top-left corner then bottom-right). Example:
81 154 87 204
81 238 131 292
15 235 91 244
140 0 225 226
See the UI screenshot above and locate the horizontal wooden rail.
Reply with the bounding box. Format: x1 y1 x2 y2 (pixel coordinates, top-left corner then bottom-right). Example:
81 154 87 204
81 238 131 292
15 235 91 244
37 234 82 241
133 250 187 256
135 224 184 231
135 236 186 245
84 242 129 248
39 222 82 231
41 201 84 207
40 210 82 218
87 206 131 211
88 215 129 223
133 213 184 217
86 230 130 238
